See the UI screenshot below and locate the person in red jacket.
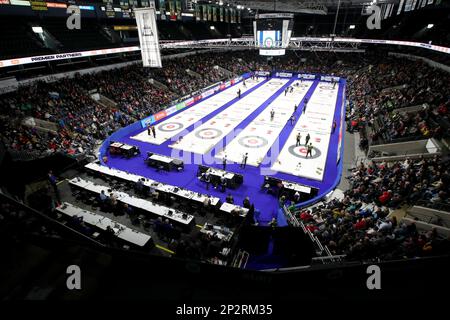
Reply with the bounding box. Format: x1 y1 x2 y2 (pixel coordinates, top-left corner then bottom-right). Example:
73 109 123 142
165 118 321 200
300 210 312 222
379 190 392 205
306 223 318 233
354 218 367 230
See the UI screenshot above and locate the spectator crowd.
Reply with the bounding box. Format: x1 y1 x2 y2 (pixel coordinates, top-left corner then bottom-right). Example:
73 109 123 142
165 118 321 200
294 197 450 261
346 57 449 146
0 51 252 159
1 49 449 264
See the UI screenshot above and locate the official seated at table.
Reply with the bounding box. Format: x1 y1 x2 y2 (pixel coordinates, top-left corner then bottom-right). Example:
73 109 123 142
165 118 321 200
98 190 109 210
104 225 116 244
110 191 119 214
99 190 108 202
68 215 83 229
149 184 159 200
243 196 251 209
200 196 212 216
122 203 134 217
106 225 115 236
153 217 164 237
135 178 145 195
226 194 234 204
199 231 223 258
161 219 175 242
68 216 92 236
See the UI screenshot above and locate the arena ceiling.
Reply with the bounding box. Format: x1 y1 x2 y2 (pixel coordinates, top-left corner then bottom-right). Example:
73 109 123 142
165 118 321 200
217 0 399 14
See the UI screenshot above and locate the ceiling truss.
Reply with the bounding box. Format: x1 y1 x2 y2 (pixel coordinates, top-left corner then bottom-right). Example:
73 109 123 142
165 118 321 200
160 37 364 52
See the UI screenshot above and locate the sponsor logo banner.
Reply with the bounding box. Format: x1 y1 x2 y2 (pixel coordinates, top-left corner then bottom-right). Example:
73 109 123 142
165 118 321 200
298 73 316 79
154 110 167 121
165 106 178 116
276 72 293 78
201 88 215 99
185 98 194 106
175 102 186 110
320 75 340 82
0 46 140 68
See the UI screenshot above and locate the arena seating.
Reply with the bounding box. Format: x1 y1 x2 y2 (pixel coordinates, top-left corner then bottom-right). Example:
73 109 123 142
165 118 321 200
1 49 450 268
292 197 450 260
347 58 450 146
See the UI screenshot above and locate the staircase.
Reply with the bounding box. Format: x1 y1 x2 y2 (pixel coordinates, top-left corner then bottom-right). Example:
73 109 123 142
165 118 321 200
148 78 170 91
22 117 58 134
215 65 234 78
381 83 408 93
186 69 202 79
401 205 450 238
90 92 117 110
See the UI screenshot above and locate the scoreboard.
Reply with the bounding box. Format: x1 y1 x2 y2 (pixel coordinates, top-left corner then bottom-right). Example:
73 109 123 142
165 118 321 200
254 13 294 56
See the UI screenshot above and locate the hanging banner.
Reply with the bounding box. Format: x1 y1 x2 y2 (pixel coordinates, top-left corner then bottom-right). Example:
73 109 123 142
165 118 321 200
105 0 115 18
31 1 48 11
220 6 223 22
120 0 130 18
238 9 241 23
224 8 228 23
176 0 182 20
159 0 166 20
202 5 207 21
195 3 200 21
128 0 138 17
135 6 162 68
169 0 176 20
212 6 217 21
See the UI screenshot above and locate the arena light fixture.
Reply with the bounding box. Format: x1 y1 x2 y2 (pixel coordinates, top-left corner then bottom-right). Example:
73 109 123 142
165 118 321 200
427 24 434 29
210 26 215 30
32 26 43 33
349 25 355 29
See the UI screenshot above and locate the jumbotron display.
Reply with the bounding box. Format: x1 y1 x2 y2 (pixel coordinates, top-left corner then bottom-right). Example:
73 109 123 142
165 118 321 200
254 13 294 56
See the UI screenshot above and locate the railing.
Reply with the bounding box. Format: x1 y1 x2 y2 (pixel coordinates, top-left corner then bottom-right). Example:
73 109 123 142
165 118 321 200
283 205 300 227
231 249 250 269
311 254 346 264
283 205 330 258
215 65 234 78
416 200 450 215
369 133 425 147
